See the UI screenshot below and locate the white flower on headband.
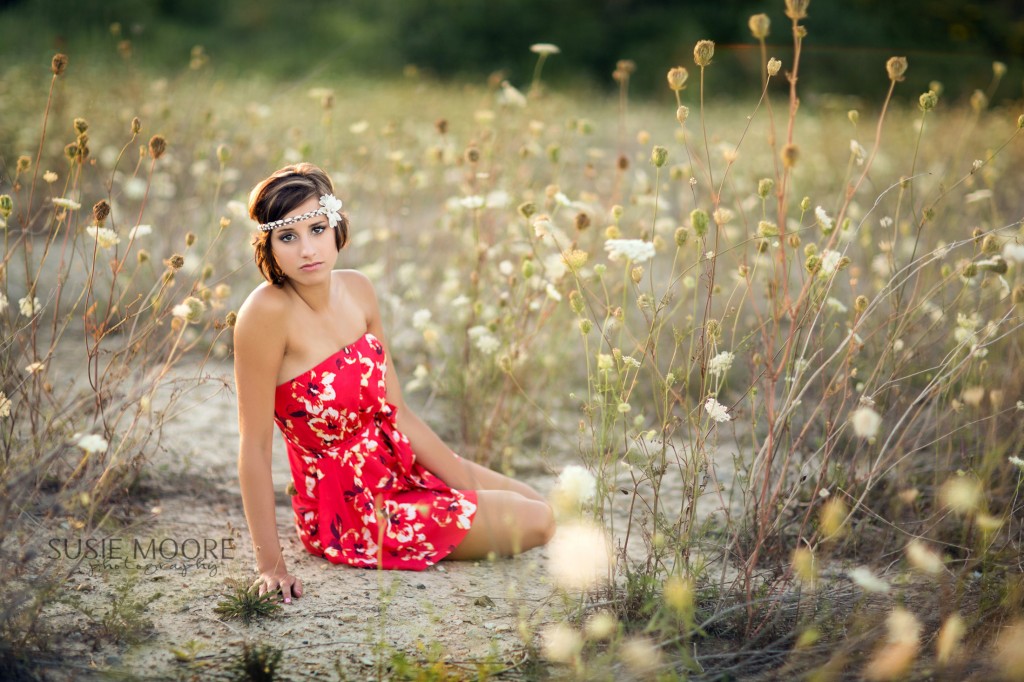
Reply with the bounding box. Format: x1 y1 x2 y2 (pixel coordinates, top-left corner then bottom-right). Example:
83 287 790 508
320 194 343 228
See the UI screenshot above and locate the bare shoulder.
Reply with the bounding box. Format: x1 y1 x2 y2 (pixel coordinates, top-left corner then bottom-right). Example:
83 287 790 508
235 283 290 344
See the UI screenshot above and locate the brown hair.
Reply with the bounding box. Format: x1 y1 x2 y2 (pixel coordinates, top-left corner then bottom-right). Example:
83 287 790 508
247 163 349 286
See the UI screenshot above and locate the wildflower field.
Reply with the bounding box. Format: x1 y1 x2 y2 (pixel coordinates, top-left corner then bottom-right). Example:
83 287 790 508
2 4 1024 681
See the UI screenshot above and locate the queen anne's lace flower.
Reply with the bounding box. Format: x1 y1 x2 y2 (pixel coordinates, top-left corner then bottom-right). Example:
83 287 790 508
708 351 734 377
86 226 120 249
605 239 656 263
555 464 597 506
704 397 730 422
19 296 41 317
76 433 109 453
52 197 81 210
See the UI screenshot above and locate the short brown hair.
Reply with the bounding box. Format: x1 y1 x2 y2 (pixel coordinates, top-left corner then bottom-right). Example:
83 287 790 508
247 163 349 286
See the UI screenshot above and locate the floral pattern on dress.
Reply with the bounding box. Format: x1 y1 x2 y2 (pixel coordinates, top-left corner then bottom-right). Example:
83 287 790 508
274 332 477 570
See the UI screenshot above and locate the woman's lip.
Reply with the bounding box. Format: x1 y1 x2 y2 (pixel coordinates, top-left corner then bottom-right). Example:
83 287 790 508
300 262 322 270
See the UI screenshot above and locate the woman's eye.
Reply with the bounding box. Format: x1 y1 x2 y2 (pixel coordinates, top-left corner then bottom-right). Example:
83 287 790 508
312 225 326 234
278 233 295 243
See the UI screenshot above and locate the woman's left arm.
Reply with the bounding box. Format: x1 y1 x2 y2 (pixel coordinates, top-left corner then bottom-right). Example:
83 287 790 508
351 272 546 501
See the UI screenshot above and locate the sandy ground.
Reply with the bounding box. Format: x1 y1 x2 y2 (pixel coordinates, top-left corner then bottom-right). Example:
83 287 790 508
30 353 569 681
24 342 743 681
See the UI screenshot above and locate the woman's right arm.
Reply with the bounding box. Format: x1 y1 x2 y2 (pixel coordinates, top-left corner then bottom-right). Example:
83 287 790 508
234 289 303 602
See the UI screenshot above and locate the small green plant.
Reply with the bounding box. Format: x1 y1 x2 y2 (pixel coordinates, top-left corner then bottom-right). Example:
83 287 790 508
61 573 161 645
226 642 285 682
214 577 283 625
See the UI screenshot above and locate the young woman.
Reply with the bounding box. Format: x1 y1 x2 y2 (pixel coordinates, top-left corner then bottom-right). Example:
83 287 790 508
235 163 555 602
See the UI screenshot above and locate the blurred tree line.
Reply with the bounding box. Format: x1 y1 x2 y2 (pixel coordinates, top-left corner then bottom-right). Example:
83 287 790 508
1 0 1021 101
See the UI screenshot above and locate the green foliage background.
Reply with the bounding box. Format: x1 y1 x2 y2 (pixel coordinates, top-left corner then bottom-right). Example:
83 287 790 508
1 0 1021 100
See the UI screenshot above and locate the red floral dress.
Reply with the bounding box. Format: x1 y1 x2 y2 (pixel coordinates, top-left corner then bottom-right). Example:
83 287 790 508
274 332 478 570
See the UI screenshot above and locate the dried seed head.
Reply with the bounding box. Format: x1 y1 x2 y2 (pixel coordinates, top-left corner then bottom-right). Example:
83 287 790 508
185 232 197 248
0 195 13 219
690 209 709 237
693 40 715 68
148 134 167 159
805 254 821 274
787 234 801 248
574 212 591 231
785 0 809 20
748 13 770 39
676 105 689 125
73 118 88 135
674 226 688 247
855 295 869 313
1017 114 1024 130
569 290 585 315
757 178 774 198
216 144 230 164
919 90 938 111
464 146 480 164
666 67 688 91
51 53 69 76
166 253 185 270
131 117 141 135
970 90 988 113
92 200 110 225
886 56 908 82
1012 285 1024 305
435 118 448 135
982 234 1000 254
63 143 79 161
137 249 149 264
767 58 782 77
517 201 536 219
617 154 629 171
848 109 859 125
651 145 668 168
993 61 1007 78
616 59 636 75
631 266 643 284
225 311 237 327
800 196 811 212
782 143 800 168
201 263 214 281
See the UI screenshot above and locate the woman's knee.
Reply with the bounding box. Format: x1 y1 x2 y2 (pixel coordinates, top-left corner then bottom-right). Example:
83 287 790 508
528 500 556 548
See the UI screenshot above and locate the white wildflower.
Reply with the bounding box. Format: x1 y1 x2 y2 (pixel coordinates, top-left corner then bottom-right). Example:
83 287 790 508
622 355 641 369
965 189 993 204
704 397 730 423
411 309 432 330
532 215 553 239
468 325 500 354
1002 242 1024 264
815 206 834 232
19 296 41 317
128 224 152 239
25 362 45 374
905 540 944 575
849 566 890 593
820 249 842 276
540 623 582 663
0 293 7 314
76 433 109 453
826 297 848 314
708 351 734 377
1009 456 1024 470
548 520 611 590
545 283 562 301
498 260 514 277
850 139 867 164
605 239 655 263
0 392 11 419
450 295 470 307
43 170 58 183
85 226 120 249
880 216 893 229
459 195 485 210
349 120 369 135
554 464 597 507
712 207 734 225
850 405 881 439
52 197 81 210
530 43 561 55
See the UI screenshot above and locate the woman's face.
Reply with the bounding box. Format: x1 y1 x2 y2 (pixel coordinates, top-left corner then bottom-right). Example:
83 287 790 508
268 195 340 282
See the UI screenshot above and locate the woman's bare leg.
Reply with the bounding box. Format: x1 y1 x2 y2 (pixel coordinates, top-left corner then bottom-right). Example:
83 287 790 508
456 458 548 503
444 490 555 561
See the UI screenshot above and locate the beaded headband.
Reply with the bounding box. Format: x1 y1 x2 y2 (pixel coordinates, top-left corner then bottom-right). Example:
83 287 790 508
257 193 343 232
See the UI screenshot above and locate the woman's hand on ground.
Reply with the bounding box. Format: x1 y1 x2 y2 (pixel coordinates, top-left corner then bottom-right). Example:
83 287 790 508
253 569 303 603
